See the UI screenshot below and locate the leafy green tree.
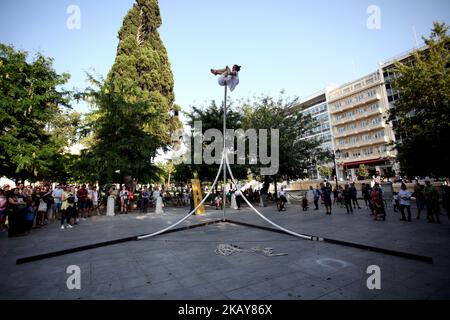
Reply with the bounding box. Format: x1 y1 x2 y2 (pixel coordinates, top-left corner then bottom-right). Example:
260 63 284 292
0 44 76 182
79 77 164 185
318 166 333 179
176 100 248 186
387 22 450 178
242 94 331 196
172 162 194 185
80 0 181 185
357 164 369 179
155 160 175 186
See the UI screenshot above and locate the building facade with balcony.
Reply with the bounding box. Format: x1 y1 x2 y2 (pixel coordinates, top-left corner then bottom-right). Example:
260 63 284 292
294 91 333 179
326 71 397 180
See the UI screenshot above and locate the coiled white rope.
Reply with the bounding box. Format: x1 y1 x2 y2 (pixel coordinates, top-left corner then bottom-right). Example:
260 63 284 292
215 244 288 257
138 152 225 240
287 192 305 201
225 153 312 241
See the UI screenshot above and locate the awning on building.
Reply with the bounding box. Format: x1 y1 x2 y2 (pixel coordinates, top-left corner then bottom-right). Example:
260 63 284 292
338 158 390 168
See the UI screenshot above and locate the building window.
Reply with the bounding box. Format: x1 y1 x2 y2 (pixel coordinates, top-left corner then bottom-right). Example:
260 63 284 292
372 117 381 125
374 131 385 139
370 103 379 111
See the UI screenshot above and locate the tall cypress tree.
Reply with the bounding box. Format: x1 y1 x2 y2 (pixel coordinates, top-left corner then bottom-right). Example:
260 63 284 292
82 0 180 185
108 0 180 145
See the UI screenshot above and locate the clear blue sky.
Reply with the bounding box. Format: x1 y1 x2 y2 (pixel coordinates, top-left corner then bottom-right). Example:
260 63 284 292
1 0 450 114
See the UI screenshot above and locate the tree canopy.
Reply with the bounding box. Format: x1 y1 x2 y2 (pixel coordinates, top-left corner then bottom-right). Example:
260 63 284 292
174 94 331 189
79 0 181 185
0 43 79 183
388 22 450 178
242 95 331 181
178 100 248 184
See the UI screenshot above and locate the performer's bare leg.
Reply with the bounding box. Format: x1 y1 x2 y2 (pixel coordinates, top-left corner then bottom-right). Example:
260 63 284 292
211 66 231 76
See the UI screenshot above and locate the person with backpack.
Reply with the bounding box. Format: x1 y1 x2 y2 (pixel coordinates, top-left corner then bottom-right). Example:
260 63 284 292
6 188 27 237
413 181 426 220
312 186 320 210
362 183 371 209
77 184 89 220
343 184 353 214
442 179 450 221
323 183 333 215
0 189 8 232
424 180 441 224
60 186 75 230
119 185 129 214
349 183 361 209
371 183 386 221
398 183 412 222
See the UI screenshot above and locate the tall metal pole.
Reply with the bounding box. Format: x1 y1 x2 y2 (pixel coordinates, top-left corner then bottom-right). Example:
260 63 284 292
223 83 227 221
334 151 340 189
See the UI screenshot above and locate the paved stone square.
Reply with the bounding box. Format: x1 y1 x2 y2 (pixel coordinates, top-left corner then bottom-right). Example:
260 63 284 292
1 202 450 300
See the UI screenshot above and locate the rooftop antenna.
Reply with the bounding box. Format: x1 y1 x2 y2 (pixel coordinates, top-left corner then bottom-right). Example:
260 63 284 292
351 55 357 78
412 25 419 48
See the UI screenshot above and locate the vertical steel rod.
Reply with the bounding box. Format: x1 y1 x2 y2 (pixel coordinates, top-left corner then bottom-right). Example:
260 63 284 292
223 83 227 221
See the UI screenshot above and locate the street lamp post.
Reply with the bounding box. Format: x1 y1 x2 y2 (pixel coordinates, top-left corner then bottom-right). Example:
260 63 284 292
333 149 341 188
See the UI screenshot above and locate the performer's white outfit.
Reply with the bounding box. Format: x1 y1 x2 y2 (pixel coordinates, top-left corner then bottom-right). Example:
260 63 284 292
231 192 238 210
154 190 164 214
218 73 239 92
107 195 115 216
307 189 315 204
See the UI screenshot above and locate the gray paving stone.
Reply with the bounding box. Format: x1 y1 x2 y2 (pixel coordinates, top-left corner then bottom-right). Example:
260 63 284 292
1 204 450 299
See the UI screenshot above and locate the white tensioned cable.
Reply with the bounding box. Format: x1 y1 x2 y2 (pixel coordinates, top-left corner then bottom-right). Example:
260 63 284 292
225 154 312 241
138 152 225 240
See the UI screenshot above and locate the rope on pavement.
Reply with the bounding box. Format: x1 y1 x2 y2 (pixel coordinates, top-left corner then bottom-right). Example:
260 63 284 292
287 192 305 201
215 244 288 257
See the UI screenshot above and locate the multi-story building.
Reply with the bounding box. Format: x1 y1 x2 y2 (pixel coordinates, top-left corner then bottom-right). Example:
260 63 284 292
293 46 428 181
326 71 397 180
379 45 427 142
295 91 332 179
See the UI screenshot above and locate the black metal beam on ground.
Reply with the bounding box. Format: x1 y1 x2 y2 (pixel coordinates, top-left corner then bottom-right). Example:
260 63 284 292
16 217 433 265
224 219 315 238
320 237 433 263
225 219 433 264
16 219 223 265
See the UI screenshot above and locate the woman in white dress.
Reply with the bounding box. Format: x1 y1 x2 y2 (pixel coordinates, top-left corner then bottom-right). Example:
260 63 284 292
154 187 164 214
106 186 116 217
231 190 238 210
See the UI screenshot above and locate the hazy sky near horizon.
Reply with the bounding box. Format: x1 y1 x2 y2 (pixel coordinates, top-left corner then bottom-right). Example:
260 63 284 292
1 0 450 115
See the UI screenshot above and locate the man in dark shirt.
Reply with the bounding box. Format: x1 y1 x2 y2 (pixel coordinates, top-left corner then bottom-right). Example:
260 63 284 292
77 185 88 219
349 183 361 209
323 183 333 215
343 184 353 214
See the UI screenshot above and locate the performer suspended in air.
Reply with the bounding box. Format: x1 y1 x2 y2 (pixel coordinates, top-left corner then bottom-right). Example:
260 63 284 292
211 64 241 92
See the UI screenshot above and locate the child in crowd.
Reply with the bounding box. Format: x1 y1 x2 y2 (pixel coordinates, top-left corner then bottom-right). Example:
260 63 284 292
393 192 400 212
302 194 309 211
214 193 223 210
